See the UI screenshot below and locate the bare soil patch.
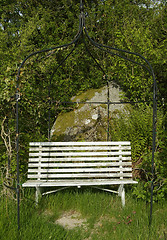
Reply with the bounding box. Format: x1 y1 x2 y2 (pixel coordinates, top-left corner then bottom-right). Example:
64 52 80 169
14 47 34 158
55 211 87 230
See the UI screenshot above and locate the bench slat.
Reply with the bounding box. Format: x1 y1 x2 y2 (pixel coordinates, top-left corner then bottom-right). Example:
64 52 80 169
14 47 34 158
28 156 131 162
28 173 132 179
29 146 131 151
23 179 138 187
29 141 131 146
29 151 131 157
28 167 132 173
28 162 132 168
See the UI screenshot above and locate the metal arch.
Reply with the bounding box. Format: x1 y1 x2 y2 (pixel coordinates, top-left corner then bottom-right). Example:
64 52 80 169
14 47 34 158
15 4 86 230
15 0 157 230
81 2 157 226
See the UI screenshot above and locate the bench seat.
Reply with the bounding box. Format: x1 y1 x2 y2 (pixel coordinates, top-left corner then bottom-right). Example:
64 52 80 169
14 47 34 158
23 179 137 187
22 141 138 206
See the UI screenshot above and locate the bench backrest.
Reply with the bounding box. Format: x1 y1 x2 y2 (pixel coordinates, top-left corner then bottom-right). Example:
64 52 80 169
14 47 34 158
28 142 133 182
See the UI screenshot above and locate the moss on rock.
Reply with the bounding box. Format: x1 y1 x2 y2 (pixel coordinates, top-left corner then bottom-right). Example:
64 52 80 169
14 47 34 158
51 83 123 141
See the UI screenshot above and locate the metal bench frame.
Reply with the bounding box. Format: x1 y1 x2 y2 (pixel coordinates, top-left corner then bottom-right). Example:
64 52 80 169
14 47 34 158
22 141 138 206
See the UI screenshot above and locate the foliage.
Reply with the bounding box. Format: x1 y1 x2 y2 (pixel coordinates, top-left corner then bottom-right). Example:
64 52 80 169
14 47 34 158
109 105 167 200
109 104 153 161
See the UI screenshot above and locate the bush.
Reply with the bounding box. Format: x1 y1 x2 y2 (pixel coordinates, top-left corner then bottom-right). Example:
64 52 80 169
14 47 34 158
109 104 153 161
109 104 167 201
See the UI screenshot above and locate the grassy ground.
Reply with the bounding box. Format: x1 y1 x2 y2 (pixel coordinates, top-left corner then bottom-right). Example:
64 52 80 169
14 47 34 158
0 187 166 240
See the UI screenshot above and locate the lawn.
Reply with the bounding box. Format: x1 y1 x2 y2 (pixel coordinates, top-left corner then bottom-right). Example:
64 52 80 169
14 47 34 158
0 187 166 240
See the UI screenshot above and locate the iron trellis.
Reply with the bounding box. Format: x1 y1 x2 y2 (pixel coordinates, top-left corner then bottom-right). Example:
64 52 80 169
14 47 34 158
15 0 157 230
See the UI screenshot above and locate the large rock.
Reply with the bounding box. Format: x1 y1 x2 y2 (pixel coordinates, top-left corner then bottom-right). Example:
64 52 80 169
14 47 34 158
51 82 124 141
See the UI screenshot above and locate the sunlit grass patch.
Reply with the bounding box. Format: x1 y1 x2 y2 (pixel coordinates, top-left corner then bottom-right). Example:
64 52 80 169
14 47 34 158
0 187 167 240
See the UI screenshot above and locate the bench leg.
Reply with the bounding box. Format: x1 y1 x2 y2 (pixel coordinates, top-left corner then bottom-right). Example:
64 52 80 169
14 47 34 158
118 184 125 207
35 186 42 204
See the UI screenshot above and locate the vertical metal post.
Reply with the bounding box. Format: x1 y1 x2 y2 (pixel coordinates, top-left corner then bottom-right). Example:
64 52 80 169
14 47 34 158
48 105 51 141
16 88 20 231
48 80 51 142
6 117 11 172
107 78 110 141
80 0 83 10
149 70 157 226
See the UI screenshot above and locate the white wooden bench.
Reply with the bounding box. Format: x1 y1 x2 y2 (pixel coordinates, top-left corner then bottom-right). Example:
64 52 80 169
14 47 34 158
22 141 138 206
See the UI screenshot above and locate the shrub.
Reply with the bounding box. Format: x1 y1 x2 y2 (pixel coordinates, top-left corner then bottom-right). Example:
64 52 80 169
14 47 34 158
109 104 167 201
109 104 153 161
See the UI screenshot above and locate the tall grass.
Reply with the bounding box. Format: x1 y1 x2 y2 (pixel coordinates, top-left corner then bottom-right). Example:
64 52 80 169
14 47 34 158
0 187 166 240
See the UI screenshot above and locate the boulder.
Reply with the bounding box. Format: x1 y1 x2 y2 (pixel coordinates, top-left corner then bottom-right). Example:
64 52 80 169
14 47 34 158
51 82 124 141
